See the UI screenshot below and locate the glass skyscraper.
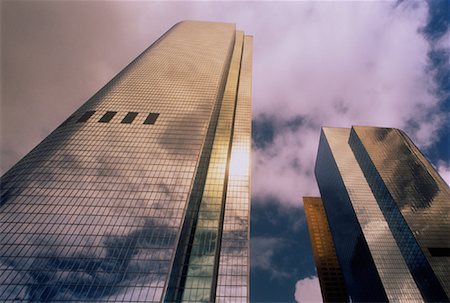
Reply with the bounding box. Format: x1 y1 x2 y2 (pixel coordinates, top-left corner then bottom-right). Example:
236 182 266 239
313 126 450 302
303 197 348 303
0 21 252 302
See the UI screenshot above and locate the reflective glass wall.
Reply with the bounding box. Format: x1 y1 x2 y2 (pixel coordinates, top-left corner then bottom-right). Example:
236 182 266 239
315 128 388 302
349 127 448 301
315 126 449 302
0 21 252 303
303 197 348 302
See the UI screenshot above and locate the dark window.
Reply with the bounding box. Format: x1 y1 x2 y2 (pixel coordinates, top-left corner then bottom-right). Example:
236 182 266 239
59 115 75 127
99 111 117 123
121 112 139 124
144 113 160 125
428 247 450 257
77 111 96 123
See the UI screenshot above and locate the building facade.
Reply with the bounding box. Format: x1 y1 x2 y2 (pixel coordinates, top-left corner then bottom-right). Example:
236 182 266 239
303 197 348 303
0 21 252 302
314 126 450 302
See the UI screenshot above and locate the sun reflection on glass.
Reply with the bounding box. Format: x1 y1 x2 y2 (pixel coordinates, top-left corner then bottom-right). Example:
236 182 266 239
229 146 249 176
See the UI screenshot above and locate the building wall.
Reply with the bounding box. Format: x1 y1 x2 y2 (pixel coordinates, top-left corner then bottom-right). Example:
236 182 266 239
303 197 348 303
0 21 251 303
315 128 389 302
316 127 425 302
215 34 252 303
349 126 450 300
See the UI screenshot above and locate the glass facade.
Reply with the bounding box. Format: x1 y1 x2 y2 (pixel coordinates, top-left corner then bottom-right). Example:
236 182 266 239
0 21 252 302
349 127 448 301
315 129 389 302
303 197 348 303
315 126 450 302
215 35 252 303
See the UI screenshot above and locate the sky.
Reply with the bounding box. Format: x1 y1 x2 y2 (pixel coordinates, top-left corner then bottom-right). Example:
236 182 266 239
1 1 449 302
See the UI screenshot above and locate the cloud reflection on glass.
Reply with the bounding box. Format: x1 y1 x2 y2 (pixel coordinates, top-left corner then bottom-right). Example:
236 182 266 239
0 21 251 302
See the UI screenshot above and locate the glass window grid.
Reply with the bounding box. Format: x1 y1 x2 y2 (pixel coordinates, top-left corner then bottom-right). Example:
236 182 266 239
350 126 450 300
180 31 244 303
317 128 425 302
0 21 241 302
216 34 252 303
303 197 349 302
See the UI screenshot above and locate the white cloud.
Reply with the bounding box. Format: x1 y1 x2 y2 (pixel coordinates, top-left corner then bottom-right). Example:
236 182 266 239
294 276 323 303
252 123 320 205
2 2 448 301
250 1 449 205
437 161 450 186
2 2 448 207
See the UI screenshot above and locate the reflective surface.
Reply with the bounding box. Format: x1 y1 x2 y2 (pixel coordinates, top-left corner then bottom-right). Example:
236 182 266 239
303 197 348 303
351 126 450 300
216 35 252 303
0 21 251 302
179 31 243 302
316 127 424 302
315 128 389 302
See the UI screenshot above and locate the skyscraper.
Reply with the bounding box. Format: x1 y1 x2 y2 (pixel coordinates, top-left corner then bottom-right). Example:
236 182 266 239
303 197 348 303
0 21 252 303
313 126 450 302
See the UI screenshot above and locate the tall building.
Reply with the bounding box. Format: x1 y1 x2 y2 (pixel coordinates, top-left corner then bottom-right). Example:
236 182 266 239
313 126 450 302
303 197 348 303
0 21 252 303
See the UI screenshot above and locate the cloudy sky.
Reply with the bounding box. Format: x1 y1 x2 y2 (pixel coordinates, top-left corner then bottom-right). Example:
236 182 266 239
1 1 449 302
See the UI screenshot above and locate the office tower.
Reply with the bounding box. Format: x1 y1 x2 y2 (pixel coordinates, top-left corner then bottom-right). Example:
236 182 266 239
314 126 450 302
303 197 348 303
0 21 252 303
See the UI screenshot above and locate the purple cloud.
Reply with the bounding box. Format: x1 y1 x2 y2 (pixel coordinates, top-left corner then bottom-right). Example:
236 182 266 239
2 1 449 299
294 276 323 303
2 1 448 200
250 1 449 205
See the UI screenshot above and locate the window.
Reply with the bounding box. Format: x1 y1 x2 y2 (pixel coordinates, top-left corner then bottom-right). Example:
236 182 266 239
428 247 450 257
144 113 160 125
60 115 75 127
121 112 139 124
99 111 117 123
76 111 96 123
